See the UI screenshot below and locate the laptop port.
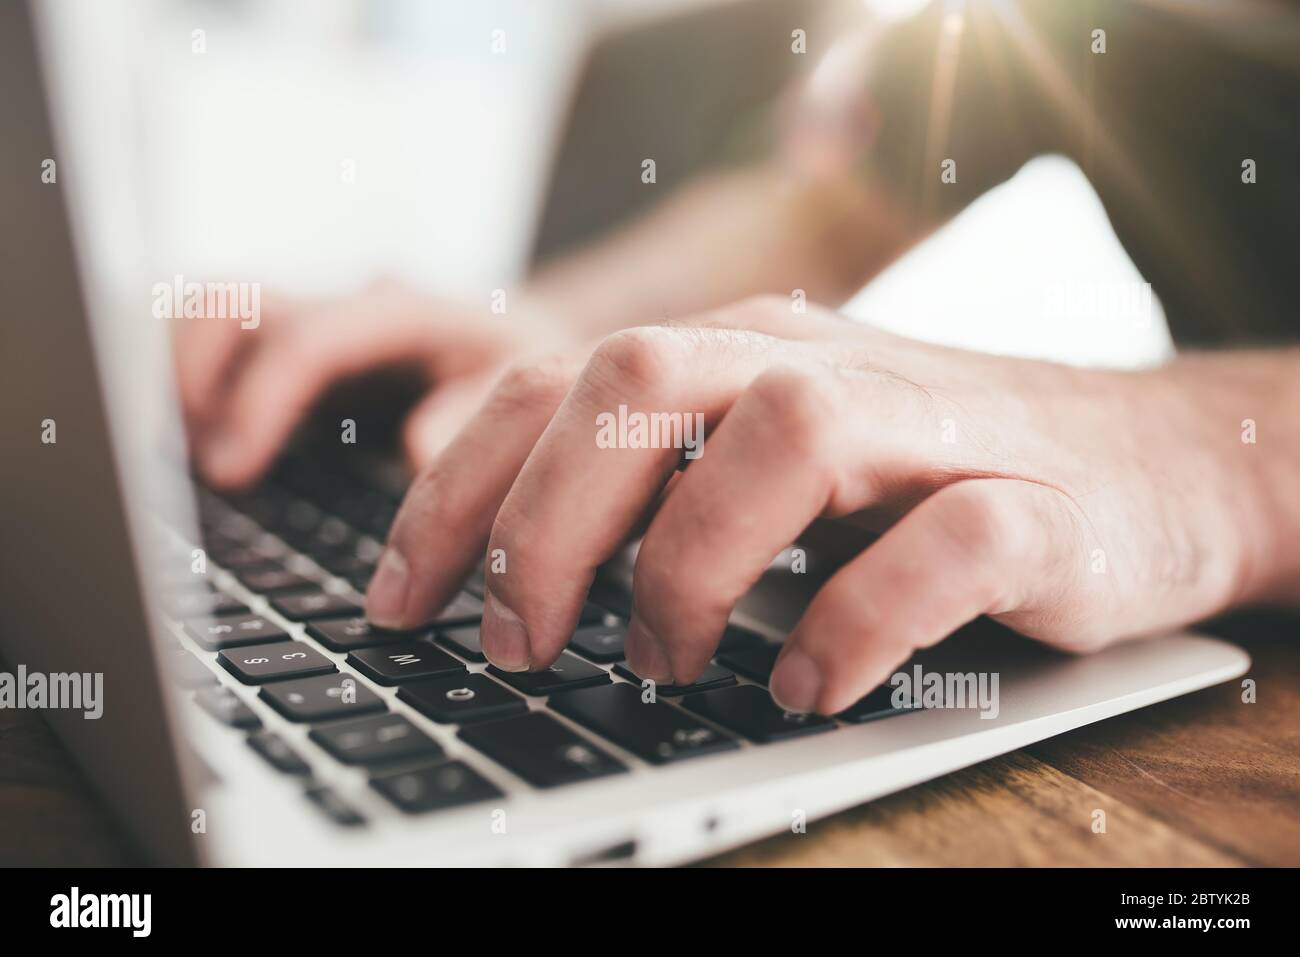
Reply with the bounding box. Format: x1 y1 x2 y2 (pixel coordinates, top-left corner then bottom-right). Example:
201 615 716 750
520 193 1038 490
570 839 638 867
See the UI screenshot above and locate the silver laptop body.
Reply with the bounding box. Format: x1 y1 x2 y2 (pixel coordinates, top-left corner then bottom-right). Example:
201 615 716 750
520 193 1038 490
0 0 1248 866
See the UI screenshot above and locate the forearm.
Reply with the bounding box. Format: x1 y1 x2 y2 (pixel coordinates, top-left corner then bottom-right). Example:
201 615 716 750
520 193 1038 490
520 159 915 340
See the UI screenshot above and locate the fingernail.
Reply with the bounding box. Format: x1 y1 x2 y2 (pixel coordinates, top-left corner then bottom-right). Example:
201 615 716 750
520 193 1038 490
366 548 410 628
769 647 822 714
625 618 673 684
481 591 530 672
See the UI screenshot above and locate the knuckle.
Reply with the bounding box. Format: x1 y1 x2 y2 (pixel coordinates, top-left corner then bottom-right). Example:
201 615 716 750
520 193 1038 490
587 326 689 394
931 483 1028 604
745 364 842 463
491 353 575 413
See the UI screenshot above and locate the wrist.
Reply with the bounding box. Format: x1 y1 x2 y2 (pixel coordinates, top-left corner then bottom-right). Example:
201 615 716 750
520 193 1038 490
1158 356 1300 609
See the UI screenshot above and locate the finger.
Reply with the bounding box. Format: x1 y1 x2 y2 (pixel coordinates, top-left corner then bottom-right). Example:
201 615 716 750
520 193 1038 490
625 361 938 682
366 354 583 630
626 363 874 683
769 478 1089 715
198 331 346 488
400 371 498 471
199 310 442 489
480 326 795 672
171 317 257 439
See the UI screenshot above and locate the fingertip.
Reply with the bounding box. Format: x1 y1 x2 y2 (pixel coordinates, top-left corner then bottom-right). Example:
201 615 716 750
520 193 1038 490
200 431 256 490
769 645 823 714
365 548 412 629
480 591 531 672
624 617 674 684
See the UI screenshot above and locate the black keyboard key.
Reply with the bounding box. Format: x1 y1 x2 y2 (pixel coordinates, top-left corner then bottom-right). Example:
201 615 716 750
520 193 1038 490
310 714 443 766
459 712 625 788
318 553 376 582
489 651 609 696
550 683 738 765
248 730 311 775
271 590 362 621
347 640 466 685
436 625 485 662
259 673 385 722
247 533 291 561
305 785 365 826
371 761 502 814
198 526 247 555
438 616 606 664
278 499 323 536
356 501 396 539
218 641 337 684
202 504 262 541
716 642 782 685
613 661 735 696
306 616 414 652
209 544 277 570
232 494 289 532
193 686 261 728
569 624 626 663
169 648 218 689
397 673 526 724
185 612 289 651
579 602 611 625
304 516 357 552
681 685 835 742
431 591 484 627
587 582 633 619
837 683 920 723
718 625 768 653
237 564 317 594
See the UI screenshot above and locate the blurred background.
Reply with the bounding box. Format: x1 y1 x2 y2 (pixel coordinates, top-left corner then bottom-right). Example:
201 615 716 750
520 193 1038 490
41 0 1171 370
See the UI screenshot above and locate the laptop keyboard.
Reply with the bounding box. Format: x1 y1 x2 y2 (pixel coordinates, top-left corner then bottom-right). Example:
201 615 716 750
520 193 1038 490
159 455 917 829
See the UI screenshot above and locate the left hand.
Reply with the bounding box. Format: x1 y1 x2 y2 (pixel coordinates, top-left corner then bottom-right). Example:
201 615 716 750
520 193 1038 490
367 296 1257 714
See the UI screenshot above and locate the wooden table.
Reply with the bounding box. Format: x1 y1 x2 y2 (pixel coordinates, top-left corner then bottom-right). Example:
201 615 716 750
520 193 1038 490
2 612 1295 867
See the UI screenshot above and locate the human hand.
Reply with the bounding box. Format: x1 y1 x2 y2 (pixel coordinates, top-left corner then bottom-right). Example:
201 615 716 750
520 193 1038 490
368 296 1264 714
173 277 567 488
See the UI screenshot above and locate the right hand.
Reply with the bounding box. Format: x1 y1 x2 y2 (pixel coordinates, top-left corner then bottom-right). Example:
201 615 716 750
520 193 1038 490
173 278 566 488
367 298 1264 715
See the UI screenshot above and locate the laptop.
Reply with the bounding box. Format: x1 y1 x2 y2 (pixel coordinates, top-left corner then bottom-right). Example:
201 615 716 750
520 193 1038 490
0 0 1249 866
